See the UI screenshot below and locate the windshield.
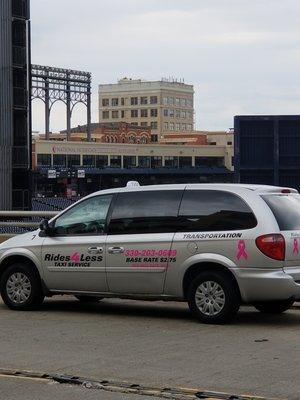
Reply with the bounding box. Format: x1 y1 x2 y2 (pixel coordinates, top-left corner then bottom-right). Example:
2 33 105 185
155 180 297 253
262 194 300 230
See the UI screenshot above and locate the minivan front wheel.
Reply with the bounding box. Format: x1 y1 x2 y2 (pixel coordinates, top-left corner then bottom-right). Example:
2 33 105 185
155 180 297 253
187 271 240 324
254 298 294 314
0 263 44 310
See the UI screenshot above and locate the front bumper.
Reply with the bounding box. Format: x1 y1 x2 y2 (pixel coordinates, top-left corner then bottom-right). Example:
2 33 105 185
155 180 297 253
231 267 300 303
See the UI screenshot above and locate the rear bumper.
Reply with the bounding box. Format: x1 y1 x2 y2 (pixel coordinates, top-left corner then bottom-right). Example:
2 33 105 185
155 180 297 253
231 267 300 303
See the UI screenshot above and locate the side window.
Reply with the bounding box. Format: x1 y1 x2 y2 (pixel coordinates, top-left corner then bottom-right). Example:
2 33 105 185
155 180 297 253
53 195 113 236
178 190 257 231
108 190 183 235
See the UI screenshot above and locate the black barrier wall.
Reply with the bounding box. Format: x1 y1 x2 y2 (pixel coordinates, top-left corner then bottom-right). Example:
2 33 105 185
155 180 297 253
234 115 300 191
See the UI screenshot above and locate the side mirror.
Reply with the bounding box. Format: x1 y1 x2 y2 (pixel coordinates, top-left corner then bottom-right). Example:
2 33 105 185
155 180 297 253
39 219 53 236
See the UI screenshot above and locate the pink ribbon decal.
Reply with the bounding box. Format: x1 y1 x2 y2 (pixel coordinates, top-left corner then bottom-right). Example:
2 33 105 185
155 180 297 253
293 239 299 255
237 240 248 260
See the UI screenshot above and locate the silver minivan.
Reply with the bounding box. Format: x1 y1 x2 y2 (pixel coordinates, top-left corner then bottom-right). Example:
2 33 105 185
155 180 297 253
0 183 300 323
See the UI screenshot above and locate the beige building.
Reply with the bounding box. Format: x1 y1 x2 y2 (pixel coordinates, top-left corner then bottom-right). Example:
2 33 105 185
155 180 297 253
99 78 194 140
33 139 233 171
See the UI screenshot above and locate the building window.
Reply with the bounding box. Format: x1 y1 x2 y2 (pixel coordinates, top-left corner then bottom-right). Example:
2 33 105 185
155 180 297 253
140 122 148 127
175 123 180 131
163 109 168 117
67 155 80 167
83 155 95 166
140 96 148 105
121 98 125 106
121 110 125 118
123 156 136 168
195 157 224 167
181 110 186 118
140 136 147 144
187 111 193 119
168 97 174 106
131 109 138 118
150 96 158 104
169 122 174 131
209 141 217 145
227 141 232 145
131 97 138 105
138 156 150 167
112 110 119 119
110 155 121 168
181 123 186 131
102 111 109 119
96 155 108 167
151 121 158 130
180 98 186 107
169 109 174 118
151 156 162 168
151 134 158 142
102 98 109 106
53 154 66 166
163 97 168 105
112 98 119 106
187 124 192 131
37 154 51 166
164 122 169 131
187 99 193 107
150 109 158 117
175 109 180 118
141 109 148 117
130 122 138 126
128 135 136 143
179 156 192 168
175 98 180 106
164 156 178 168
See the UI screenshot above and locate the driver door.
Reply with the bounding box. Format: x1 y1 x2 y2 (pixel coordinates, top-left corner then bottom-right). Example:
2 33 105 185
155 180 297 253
42 194 113 292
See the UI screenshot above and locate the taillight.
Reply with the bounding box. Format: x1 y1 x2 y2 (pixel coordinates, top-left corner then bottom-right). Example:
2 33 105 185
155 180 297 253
255 234 285 261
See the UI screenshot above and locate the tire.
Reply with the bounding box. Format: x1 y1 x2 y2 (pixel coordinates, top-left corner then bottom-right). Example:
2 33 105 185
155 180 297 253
187 270 240 324
74 295 103 303
254 298 294 314
0 263 44 310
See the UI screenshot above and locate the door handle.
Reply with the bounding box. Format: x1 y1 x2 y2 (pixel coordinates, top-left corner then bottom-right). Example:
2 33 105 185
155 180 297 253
108 246 124 254
87 246 103 254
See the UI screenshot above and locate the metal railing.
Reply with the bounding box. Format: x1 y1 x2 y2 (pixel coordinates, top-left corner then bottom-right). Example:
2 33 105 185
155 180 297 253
0 211 58 240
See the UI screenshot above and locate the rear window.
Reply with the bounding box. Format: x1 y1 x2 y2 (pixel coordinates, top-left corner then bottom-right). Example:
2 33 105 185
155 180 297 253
262 194 300 230
178 190 257 231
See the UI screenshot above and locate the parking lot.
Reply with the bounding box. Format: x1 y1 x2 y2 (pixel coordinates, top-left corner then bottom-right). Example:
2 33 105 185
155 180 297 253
0 296 299 400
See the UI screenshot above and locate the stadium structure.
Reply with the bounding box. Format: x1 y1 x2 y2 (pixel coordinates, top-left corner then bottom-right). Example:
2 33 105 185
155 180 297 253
0 0 31 210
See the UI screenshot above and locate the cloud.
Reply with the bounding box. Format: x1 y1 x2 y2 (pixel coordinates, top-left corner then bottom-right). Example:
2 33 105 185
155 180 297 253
30 0 300 132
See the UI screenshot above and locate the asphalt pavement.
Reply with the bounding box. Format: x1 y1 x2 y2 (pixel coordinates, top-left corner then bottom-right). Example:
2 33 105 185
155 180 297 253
0 296 299 400
0 375 160 400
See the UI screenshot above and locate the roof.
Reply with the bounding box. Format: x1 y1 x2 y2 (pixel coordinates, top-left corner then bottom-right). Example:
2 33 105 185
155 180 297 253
84 183 298 199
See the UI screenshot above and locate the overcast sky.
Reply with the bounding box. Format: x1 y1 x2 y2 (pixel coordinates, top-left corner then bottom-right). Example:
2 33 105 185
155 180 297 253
31 0 300 133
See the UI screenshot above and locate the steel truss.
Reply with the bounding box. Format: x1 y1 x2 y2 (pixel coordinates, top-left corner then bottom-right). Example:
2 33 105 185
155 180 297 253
31 64 92 141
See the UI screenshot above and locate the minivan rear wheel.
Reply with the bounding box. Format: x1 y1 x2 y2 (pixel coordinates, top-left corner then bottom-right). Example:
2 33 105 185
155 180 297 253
254 298 294 314
187 271 240 324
